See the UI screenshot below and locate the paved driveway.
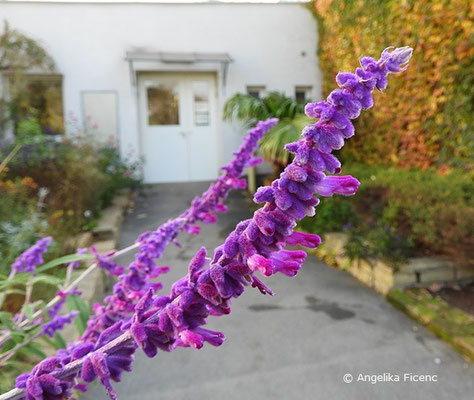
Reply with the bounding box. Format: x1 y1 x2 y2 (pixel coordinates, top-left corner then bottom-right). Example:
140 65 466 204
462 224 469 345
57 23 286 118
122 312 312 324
85 182 473 400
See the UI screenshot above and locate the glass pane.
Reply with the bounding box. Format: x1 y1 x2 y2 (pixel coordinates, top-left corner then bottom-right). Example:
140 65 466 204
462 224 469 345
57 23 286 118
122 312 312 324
246 85 265 100
295 86 312 104
295 90 306 103
147 83 179 125
193 81 210 126
17 75 64 134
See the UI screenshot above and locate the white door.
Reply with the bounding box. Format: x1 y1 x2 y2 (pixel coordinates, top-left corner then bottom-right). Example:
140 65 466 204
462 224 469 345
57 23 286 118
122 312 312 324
138 72 218 183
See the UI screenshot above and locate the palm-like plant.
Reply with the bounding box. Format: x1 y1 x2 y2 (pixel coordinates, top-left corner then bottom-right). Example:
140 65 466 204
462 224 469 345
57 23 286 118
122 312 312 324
223 92 314 168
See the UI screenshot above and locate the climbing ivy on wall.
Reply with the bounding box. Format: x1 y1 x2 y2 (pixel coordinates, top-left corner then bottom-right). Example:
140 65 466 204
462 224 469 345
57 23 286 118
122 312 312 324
312 0 473 169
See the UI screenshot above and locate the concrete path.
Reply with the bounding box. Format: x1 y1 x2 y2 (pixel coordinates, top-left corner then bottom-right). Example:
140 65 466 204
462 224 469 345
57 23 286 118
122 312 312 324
85 182 474 400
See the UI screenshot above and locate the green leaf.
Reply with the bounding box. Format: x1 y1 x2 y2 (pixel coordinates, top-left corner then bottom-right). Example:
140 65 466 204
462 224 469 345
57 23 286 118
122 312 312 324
9 330 27 345
0 274 29 289
21 304 34 323
39 335 57 350
20 301 43 323
65 295 90 335
31 274 62 286
0 311 14 330
18 342 46 359
34 253 94 275
53 332 67 350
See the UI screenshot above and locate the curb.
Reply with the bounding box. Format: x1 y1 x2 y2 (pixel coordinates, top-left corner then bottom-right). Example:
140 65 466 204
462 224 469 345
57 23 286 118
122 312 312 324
387 289 474 362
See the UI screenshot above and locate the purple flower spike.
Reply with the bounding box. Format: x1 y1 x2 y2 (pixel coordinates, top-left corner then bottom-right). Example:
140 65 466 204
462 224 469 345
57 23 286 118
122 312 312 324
76 119 276 348
12 237 52 273
41 311 79 338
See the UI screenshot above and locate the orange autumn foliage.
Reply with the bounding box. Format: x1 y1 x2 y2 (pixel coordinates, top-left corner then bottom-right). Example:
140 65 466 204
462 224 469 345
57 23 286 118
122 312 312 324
313 0 473 169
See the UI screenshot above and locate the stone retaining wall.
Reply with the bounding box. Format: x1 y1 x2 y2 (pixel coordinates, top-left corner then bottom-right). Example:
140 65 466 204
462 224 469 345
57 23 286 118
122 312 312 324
315 232 474 295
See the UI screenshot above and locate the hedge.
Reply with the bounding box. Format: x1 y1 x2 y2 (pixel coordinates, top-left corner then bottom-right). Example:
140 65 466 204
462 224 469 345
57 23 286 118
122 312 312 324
312 0 473 169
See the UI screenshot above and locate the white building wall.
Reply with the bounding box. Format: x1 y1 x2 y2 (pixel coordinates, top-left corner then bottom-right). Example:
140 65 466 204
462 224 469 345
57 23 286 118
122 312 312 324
0 1 321 172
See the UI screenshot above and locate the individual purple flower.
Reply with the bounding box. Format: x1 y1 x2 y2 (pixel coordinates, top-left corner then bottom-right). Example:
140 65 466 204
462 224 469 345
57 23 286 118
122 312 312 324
176 327 225 349
81 323 136 399
91 247 124 276
12 237 52 273
285 231 321 248
15 357 73 400
130 289 174 357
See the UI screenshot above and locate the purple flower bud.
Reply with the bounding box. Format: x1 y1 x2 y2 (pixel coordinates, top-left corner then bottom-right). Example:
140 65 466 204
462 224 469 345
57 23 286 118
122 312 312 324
315 175 360 197
251 275 274 296
91 247 124 276
16 357 72 399
379 46 413 72
327 89 362 119
284 164 308 182
254 209 275 236
286 231 321 249
253 186 274 204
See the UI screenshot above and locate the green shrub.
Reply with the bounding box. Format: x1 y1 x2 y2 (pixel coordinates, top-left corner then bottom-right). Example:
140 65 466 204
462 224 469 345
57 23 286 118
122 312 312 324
2 135 142 248
299 196 355 234
16 116 43 140
345 224 415 267
299 163 473 264
0 177 50 275
96 145 142 208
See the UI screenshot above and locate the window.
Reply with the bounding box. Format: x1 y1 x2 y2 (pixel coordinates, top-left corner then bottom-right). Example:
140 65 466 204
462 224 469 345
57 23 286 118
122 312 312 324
246 86 266 100
146 83 179 125
193 81 210 126
295 86 313 104
16 74 64 134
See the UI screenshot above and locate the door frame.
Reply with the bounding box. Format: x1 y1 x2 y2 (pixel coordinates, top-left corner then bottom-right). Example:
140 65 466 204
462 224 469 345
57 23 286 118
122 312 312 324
131 60 227 183
137 71 219 183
